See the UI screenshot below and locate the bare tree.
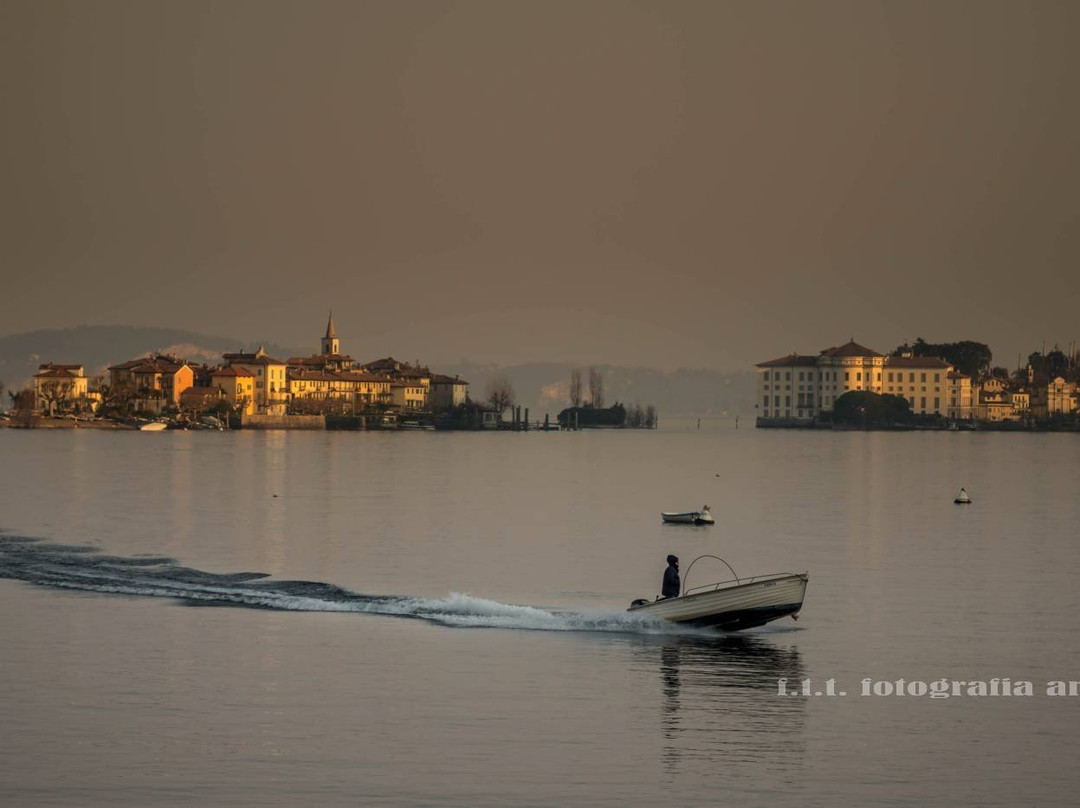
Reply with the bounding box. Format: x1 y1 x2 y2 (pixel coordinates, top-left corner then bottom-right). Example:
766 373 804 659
485 374 515 419
569 368 583 407
38 381 72 415
588 366 605 409
105 378 136 416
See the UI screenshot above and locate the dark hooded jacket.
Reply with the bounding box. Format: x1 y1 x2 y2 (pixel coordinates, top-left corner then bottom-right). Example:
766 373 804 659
662 558 680 599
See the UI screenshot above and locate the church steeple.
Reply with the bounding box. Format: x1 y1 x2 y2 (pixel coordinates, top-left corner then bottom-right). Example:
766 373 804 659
321 311 340 355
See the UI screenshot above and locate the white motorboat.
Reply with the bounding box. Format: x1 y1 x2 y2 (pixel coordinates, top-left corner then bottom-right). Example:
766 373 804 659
661 505 714 525
139 421 167 431
628 555 808 631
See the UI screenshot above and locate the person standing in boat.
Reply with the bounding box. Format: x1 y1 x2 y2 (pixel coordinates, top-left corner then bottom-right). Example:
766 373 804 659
662 555 681 599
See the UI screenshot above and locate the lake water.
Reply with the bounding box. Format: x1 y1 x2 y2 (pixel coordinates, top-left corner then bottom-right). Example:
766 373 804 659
2 424 1079 806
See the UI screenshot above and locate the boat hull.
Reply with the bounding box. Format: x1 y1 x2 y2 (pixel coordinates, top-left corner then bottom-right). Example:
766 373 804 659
628 573 808 631
661 512 714 525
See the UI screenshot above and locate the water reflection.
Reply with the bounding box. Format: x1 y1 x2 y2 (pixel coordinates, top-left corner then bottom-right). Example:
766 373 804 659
633 634 806 779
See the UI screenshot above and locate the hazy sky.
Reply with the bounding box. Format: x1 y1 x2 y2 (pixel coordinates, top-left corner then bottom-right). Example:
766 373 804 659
2 1 1077 370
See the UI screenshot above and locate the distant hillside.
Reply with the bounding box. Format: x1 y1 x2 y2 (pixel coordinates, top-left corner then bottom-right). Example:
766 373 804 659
0 326 301 388
439 361 756 419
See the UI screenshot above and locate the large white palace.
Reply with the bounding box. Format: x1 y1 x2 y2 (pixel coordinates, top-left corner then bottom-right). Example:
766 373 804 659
756 340 975 422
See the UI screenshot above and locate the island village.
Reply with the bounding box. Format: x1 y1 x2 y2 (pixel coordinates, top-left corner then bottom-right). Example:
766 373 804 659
756 339 1080 428
11 315 503 430
4 328 1079 431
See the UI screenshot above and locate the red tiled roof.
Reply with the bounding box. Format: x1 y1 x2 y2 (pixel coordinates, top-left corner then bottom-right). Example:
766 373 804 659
819 340 882 358
212 366 255 378
179 387 223 403
430 374 469 385
109 355 186 374
946 371 970 379
223 348 285 365
755 354 819 368
338 372 389 383
34 367 81 379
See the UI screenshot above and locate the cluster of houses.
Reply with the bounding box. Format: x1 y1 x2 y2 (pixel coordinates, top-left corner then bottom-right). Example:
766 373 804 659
30 315 472 421
756 340 1079 424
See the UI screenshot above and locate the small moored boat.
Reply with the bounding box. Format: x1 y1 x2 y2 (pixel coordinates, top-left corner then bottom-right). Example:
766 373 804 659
954 488 972 504
629 555 808 631
661 505 714 525
139 421 167 432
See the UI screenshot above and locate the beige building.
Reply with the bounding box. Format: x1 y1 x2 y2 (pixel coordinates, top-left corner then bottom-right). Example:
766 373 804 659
33 363 89 414
1031 377 1078 419
222 347 287 415
429 374 469 411
756 340 960 421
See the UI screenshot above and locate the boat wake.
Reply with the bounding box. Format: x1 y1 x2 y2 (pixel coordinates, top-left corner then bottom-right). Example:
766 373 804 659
0 535 711 636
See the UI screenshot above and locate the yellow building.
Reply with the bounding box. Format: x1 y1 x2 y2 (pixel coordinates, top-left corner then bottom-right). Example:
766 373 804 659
756 340 958 421
945 371 974 420
222 347 287 415
33 363 89 414
390 380 428 412
288 370 392 408
211 366 256 415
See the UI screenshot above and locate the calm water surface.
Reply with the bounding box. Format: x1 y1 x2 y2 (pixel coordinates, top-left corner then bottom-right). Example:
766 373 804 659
1 425 1079 806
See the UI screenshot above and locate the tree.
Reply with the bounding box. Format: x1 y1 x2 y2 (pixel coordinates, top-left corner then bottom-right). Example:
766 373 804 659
569 368 583 407
11 388 35 424
104 377 136 416
0 380 5 411
588 366 605 408
645 404 657 429
894 338 992 378
38 380 71 415
833 391 911 427
485 375 514 419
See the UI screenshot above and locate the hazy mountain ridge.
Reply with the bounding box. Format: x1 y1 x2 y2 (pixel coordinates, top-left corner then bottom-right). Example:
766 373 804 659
438 361 756 419
0 326 301 387
0 326 756 416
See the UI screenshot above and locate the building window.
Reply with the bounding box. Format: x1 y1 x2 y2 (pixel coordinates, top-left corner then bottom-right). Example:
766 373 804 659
857 372 862 381
763 397 770 408
921 373 926 382
844 372 850 381
934 397 940 411
785 396 790 407
934 373 940 382
920 397 926 409
888 373 893 382
763 371 770 380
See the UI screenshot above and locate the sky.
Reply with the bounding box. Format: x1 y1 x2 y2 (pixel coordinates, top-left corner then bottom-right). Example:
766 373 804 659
1 0 1078 370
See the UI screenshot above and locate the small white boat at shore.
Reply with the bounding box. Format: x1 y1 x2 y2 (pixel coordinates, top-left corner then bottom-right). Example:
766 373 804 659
661 505 714 525
139 421 167 431
629 555 808 631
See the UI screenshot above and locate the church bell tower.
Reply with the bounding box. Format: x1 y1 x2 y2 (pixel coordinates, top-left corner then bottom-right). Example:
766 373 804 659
321 312 340 355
